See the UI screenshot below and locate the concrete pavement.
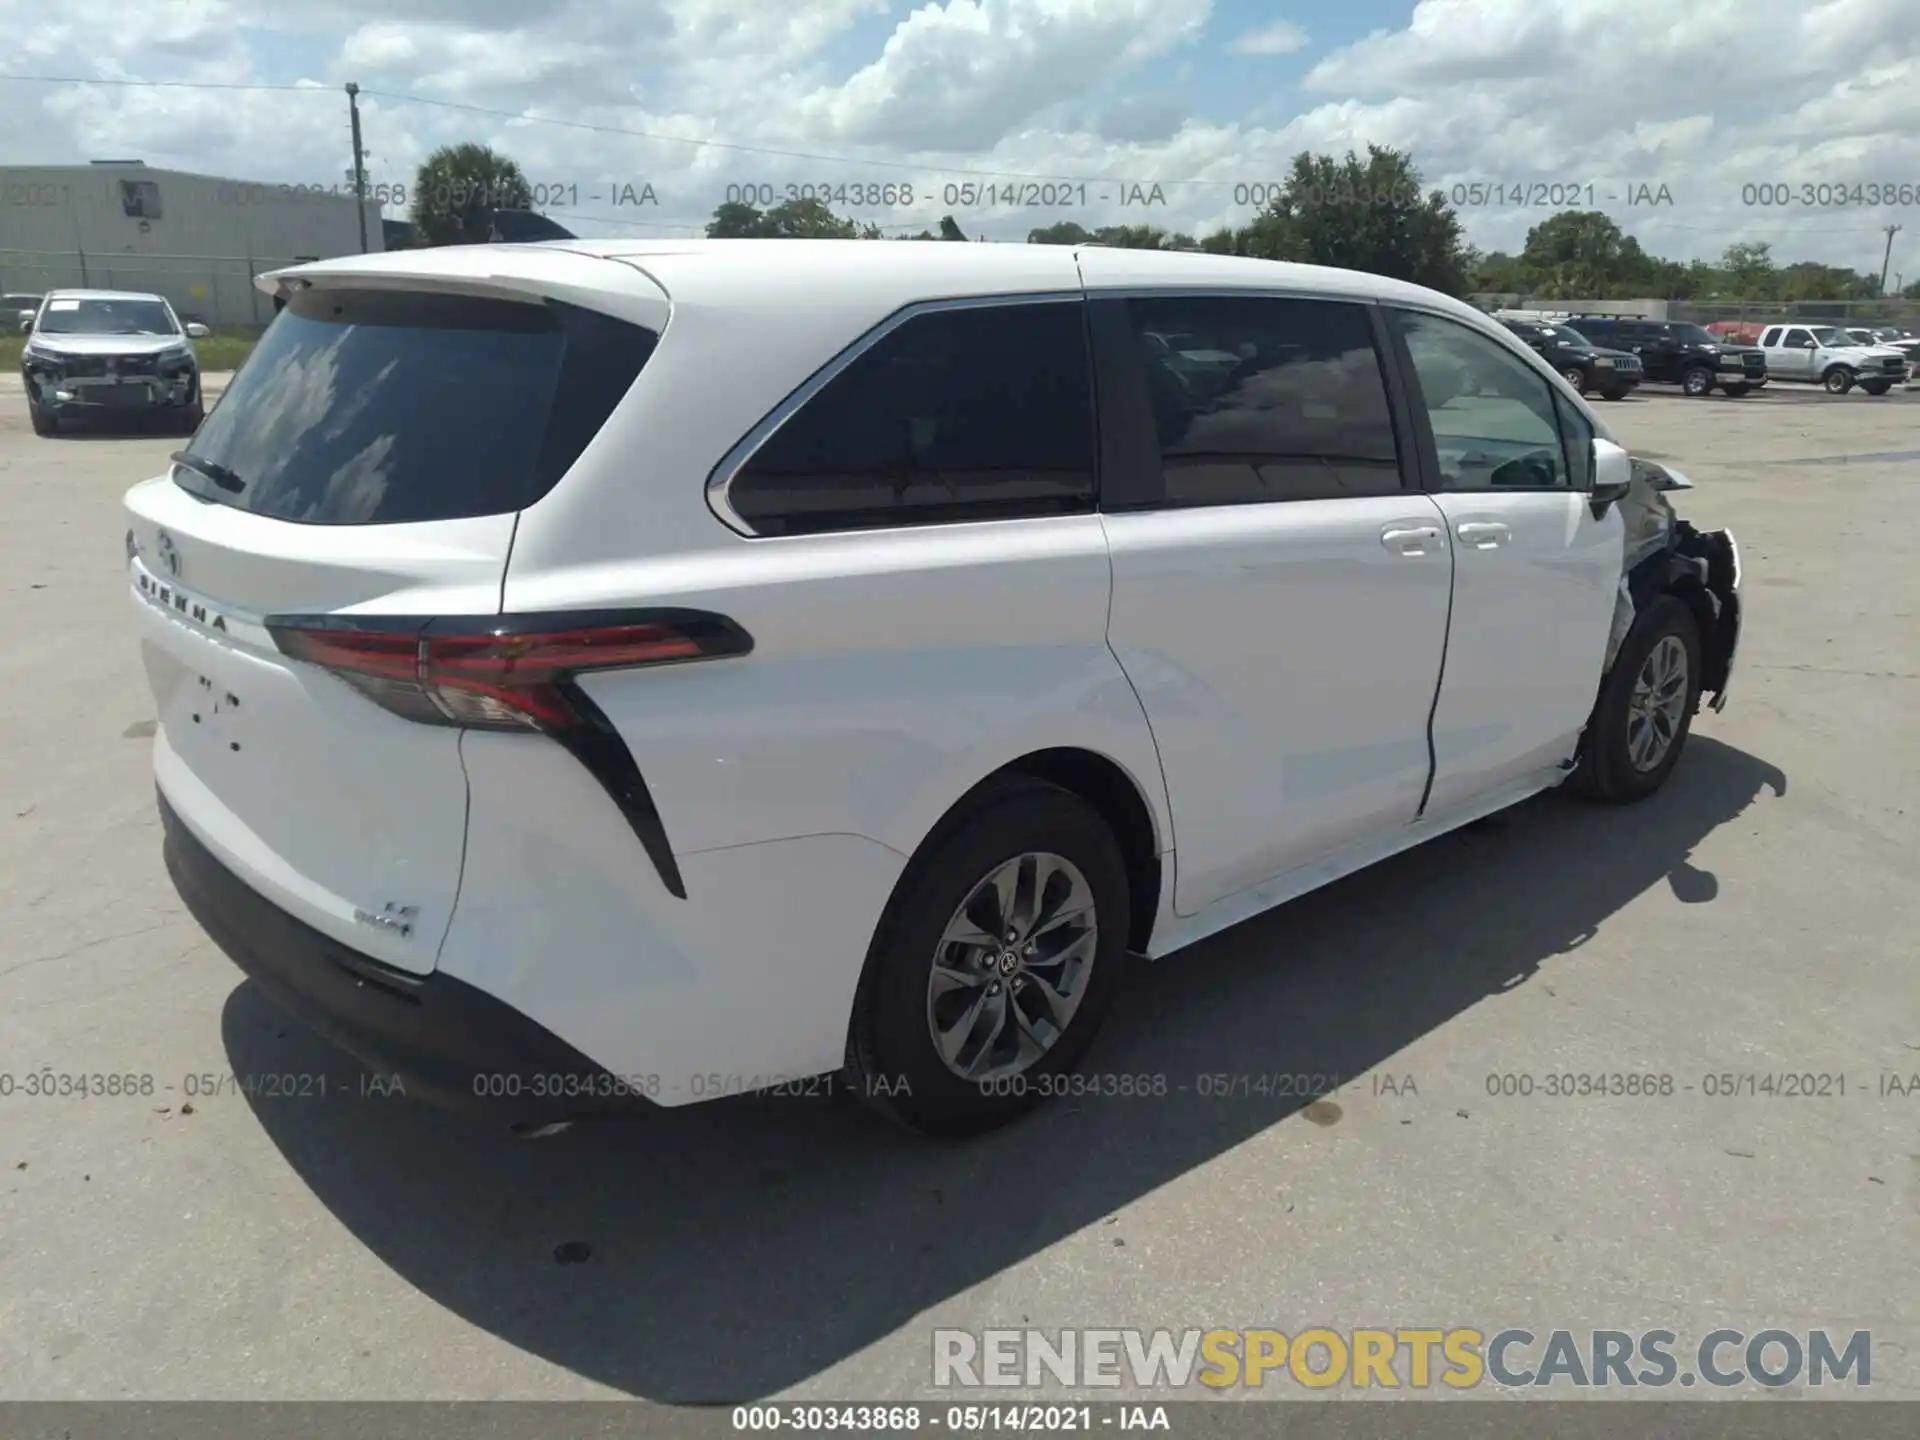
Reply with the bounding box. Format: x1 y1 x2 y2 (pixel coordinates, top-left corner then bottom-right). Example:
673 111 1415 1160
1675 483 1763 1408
1 386 1916 1403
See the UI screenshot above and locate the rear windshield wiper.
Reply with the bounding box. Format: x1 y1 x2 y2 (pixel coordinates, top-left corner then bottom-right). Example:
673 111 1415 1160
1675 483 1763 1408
171 450 245 493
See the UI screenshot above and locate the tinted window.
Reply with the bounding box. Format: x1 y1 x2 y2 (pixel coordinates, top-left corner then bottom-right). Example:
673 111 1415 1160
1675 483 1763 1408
35 297 177 336
1671 324 1717 346
727 301 1095 537
1395 310 1571 491
1122 295 1402 506
174 288 656 525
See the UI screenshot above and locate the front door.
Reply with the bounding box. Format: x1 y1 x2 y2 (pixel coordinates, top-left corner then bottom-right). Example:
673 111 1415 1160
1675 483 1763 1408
1388 308 1625 818
1778 328 1817 380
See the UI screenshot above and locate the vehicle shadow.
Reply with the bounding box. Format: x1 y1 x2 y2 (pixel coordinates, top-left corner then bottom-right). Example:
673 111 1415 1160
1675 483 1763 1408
225 735 1785 1402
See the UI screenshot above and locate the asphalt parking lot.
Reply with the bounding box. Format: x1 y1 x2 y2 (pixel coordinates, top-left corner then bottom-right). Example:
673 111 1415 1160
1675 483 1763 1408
1 380 1916 1404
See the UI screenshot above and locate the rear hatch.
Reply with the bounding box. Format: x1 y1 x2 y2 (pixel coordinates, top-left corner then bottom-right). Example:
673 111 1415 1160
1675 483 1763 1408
128 258 665 973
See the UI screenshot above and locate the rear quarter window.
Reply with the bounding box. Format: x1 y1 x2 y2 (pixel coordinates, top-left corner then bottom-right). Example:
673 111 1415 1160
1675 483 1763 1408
174 289 657 525
724 299 1096 537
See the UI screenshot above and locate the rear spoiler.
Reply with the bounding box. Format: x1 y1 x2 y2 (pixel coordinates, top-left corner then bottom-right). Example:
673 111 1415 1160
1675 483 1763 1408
263 212 584 311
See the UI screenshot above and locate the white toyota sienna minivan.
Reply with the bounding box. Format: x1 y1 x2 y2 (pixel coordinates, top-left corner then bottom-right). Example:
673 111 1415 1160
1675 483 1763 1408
125 240 1742 1136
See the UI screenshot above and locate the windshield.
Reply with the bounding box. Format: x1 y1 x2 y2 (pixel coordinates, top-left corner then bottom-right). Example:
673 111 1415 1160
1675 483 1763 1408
1536 324 1591 349
35 297 178 336
1671 323 1718 346
1810 327 1852 346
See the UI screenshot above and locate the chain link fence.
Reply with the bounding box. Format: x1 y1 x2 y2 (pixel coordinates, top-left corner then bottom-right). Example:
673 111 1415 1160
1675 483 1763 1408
0 249 312 330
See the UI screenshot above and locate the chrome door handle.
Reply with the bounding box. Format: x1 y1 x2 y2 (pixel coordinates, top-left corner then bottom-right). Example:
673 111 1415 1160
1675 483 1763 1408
1455 521 1510 549
1381 524 1442 555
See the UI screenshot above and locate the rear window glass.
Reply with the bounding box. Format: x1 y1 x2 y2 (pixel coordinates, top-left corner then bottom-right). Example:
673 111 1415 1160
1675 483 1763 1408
173 288 657 525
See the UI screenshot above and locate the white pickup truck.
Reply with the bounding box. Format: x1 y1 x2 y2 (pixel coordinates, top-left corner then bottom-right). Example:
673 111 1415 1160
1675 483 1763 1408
1756 324 1909 395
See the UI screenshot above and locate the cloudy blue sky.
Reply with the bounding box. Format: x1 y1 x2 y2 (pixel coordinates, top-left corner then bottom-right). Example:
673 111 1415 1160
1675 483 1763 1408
3 0 1917 275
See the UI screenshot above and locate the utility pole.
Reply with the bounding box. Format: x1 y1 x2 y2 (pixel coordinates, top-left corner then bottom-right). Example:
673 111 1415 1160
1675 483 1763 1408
1878 223 1901 297
345 82 369 254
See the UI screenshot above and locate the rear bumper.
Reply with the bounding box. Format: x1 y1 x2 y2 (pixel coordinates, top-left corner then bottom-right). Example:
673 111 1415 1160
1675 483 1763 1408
160 790 651 1122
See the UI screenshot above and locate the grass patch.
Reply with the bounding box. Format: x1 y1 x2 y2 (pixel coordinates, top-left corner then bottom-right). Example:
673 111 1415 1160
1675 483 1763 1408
1 329 258 372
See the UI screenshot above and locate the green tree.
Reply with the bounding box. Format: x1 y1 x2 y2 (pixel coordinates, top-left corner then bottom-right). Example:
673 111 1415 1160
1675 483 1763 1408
1029 221 1094 245
1225 146 1467 293
1465 249 1538 295
410 143 531 247
1027 222 1196 250
1719 241 1778 300
705 197 873 238
1517 211 1633 297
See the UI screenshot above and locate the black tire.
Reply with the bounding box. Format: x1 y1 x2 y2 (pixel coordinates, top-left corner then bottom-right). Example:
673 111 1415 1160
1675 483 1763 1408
1721 383 1751 397
1681 367 1715 397
28 401 57 437
1859 380 1891 396
1599 389 1629 402
1822 366 1854 395
1566 595 1703 804
1562 366 1589 396
846 777 1131 1138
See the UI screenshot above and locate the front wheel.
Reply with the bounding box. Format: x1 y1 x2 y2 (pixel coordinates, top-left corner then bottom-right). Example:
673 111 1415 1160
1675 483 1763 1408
1822 367 1854 394
1566 596 1703 804
28 401 58 437
847 778 1131 1137
1562 366 1589 396
1859 380 1891 396
1682 367 1715 397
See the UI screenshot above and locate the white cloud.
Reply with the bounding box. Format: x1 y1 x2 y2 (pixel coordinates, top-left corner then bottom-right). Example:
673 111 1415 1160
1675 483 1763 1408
1229 20 1308 57
793 0 1213 151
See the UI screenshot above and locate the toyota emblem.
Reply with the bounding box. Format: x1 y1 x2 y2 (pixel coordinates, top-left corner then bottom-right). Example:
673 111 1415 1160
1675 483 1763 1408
156 531 181 577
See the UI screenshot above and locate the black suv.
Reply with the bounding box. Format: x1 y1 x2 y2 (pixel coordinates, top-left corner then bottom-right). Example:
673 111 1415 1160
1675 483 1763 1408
1561 317 1767 397
1501 319 1643 400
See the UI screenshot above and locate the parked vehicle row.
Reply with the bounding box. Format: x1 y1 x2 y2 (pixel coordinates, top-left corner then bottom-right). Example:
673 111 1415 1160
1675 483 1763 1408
1497 311 1918 398
125 240 1742 1137
1557 317 1769 398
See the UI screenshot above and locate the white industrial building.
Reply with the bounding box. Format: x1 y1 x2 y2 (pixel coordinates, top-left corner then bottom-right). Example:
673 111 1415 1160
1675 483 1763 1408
0 161 385 328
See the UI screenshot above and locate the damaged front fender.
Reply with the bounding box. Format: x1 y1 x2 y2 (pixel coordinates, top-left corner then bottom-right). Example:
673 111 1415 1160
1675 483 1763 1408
1683 524 1741 710
1604 457 1741 712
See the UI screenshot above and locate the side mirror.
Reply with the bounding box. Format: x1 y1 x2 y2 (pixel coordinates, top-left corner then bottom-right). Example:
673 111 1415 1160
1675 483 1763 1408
1589 437 1633 518
184 322 210 338
17 316 31 334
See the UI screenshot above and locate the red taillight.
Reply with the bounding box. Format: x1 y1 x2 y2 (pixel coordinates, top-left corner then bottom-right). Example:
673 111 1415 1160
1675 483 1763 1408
267 612 751 732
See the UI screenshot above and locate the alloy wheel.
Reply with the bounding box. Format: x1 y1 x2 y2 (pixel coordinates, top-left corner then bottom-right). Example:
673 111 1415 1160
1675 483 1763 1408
925 851 1098 1082
1627 634 1689 771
